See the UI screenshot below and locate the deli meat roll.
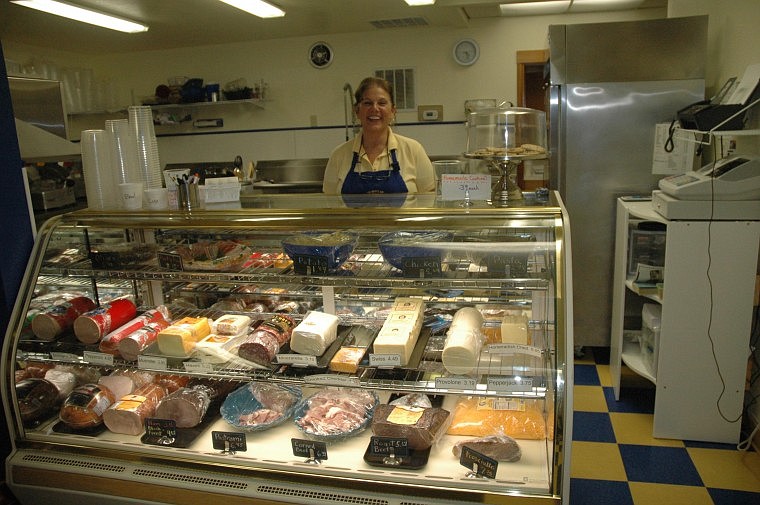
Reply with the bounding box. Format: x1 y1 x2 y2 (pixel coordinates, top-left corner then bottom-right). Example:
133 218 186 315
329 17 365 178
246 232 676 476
155 379 235 428
103 383 167 436
59 383 117 430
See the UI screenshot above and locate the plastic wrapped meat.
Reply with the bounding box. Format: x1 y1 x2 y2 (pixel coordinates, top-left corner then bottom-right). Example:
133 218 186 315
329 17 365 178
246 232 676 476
371 404 450 450
59 383 117 429
294 388 378 441
17 378 60 425
155 385 212 428
452 435 522 462
221 382 301 432
103 383 167 435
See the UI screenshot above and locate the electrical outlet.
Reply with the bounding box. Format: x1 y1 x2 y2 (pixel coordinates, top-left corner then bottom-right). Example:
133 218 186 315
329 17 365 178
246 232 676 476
418 105 443 122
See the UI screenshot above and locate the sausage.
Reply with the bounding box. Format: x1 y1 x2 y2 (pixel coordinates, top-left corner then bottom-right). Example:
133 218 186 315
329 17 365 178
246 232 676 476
102 383 167 436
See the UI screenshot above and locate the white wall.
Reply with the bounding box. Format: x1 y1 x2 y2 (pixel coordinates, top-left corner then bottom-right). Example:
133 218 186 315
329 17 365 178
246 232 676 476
4 8 664 165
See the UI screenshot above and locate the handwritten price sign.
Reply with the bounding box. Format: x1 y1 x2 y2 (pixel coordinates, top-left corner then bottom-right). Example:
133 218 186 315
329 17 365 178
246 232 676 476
441 174 491 201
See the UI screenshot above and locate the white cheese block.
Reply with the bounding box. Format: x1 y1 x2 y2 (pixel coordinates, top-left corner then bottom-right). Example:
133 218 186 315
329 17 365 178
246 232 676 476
501 313 529 344
213 314 251 336
392 297 425 314
442 327 483 375
195 334 237 363
290 311 340 356
374 322 420 366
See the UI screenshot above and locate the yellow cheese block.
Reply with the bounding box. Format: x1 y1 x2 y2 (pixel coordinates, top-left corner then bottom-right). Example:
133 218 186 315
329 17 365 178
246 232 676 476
157 317 211 357
501 313 529 344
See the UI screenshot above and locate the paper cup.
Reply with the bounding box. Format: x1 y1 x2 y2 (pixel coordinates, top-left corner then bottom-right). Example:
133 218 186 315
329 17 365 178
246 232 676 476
144 188 168 210
119 182 143 210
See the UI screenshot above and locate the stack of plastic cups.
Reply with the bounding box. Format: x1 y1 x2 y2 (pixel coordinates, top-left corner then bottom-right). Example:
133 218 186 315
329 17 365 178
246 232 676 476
80 129 118 210
128 106 163 189
105 119 139 185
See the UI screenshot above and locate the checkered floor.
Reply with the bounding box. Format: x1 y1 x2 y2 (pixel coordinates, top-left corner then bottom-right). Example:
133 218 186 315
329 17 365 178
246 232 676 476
571 347 760 505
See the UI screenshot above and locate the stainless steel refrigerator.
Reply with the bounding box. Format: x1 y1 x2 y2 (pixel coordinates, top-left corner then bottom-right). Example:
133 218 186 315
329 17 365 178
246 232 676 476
548 16 707 347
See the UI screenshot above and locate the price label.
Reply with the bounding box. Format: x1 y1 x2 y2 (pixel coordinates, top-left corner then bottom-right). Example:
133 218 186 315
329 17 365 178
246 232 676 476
441 174 491 201
460 446 498 479
49 352 79 361
399 257 442 278
184 361 214 373
435 376 477 390
142 418 176 446
276 353 318 367
157 251 184 271
368 353 402 367
291 438 328 461
83 351 114 366
369 436 410 457
138 354 168 371
303 374 360 387
212 431 247 453
487 376 534 392
487 343 542 357
292 254 329 275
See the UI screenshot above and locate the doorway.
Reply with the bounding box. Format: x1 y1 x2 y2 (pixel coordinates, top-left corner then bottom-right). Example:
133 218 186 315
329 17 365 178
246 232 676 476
516 49 550 190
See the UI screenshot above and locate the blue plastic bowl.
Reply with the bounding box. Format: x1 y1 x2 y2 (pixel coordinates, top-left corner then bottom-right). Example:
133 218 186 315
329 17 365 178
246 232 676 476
281 231 358 271
378 231 454 270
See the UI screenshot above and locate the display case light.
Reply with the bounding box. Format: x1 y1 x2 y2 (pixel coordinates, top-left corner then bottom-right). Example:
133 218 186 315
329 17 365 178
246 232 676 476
404 0 436 5
10 0 148 33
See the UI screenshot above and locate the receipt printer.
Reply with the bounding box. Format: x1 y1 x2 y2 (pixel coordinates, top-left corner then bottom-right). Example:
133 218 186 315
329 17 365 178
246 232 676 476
658 155 760 200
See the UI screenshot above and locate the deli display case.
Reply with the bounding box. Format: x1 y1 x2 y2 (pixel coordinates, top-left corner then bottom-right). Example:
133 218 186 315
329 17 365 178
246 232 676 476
1 192 573 505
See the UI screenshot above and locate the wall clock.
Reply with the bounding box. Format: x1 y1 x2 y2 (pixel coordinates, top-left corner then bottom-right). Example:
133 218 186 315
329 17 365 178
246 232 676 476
309 41 333 68
453 38 480 66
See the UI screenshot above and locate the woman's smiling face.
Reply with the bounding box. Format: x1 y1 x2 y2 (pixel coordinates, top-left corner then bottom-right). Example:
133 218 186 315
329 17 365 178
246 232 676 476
356 85 396 133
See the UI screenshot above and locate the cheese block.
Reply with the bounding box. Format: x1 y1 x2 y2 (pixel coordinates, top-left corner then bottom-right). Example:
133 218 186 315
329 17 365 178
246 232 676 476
501 313 529 344
372 298 426 366
213 314 251 336
289 311 339 356
195 334 237 363
442 326 483 375
157 317 211 357
328 346 366 373
373 321 420 366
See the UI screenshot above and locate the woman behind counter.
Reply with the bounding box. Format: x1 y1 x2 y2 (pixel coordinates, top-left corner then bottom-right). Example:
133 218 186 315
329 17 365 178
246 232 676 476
322 77 436 195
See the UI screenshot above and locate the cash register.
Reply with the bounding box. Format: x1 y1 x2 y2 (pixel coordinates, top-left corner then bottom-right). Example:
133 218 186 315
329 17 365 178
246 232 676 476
652 155 760 219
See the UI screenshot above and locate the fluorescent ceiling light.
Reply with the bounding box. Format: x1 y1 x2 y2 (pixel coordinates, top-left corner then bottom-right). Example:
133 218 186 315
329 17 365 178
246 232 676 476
10 0 148 33
570 0 645 12
218 0 285 18
500 1 571 16
405 0 436 5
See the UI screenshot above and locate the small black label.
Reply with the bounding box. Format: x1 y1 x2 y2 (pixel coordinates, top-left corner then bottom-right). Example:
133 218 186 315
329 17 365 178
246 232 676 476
292 254 329 275
460 446 498 479
291 438 328 460
369 436 410 457
142 418 177 446
212 431 247 453
400 256 442 278
157 251 184 271
486 254 528 278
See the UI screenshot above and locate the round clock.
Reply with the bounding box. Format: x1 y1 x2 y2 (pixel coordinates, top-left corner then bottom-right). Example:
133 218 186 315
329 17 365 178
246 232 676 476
309 41 333 68
453 38 480 66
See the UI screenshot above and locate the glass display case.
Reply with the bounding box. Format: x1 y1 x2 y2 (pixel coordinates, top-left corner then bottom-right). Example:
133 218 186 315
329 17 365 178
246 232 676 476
2 192 573 505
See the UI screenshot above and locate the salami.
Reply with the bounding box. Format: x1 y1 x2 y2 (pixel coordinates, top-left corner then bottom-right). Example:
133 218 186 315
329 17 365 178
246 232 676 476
103 383 167 435
117 320 170 361
31 296 96 341
74 298 137 344
98 307 170 356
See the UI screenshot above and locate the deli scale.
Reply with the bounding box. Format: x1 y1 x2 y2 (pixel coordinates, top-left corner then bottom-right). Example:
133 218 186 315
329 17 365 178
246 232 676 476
652 155 760 219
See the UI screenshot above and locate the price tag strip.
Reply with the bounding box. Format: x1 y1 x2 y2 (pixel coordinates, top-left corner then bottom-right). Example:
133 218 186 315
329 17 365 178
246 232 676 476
292 438 328 464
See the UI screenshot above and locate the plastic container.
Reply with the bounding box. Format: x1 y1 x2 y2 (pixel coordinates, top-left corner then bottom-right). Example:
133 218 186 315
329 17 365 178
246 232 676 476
465 106 547 158
640 303 662 377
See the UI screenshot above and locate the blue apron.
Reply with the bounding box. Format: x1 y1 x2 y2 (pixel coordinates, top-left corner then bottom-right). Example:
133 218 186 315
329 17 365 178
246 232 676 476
341 149 409 194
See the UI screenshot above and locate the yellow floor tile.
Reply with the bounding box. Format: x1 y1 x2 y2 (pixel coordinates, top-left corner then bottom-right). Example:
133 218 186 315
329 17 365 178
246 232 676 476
609 412 684 447
628 482 714 505
687 447 760 492
596 364 612 388
573 385 608 412
570 441 627 481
